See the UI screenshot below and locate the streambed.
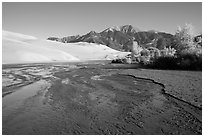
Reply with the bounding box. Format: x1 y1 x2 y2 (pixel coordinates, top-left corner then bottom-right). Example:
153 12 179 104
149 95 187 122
2 63 201 135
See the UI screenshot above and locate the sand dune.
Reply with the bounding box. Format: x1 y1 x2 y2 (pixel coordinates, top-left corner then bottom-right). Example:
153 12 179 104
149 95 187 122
3 30 130 64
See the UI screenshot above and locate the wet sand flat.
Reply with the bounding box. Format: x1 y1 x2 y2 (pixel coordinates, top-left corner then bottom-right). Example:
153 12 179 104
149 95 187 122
2 63 202 135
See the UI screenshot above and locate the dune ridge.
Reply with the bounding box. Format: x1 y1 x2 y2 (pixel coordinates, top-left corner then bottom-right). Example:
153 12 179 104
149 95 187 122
3 30 130 64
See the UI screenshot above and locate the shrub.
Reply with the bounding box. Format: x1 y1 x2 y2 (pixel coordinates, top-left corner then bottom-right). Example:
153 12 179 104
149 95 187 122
140 49 150 56
149 48 202 70
111 57 132 64
111 58 123 63
160 47 176 57
139 56 151 65
147 47 161 58
177 49 202 70
150 56 179 70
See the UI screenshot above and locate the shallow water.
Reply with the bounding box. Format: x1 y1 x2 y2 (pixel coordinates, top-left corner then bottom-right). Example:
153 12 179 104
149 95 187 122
2 80 52 134
3 80 49 108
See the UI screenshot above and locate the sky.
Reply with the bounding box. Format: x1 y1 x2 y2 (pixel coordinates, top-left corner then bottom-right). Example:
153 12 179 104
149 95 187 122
2 2 202 39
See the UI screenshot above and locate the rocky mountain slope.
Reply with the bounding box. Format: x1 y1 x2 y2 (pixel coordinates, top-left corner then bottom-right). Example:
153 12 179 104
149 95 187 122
48 25 174 51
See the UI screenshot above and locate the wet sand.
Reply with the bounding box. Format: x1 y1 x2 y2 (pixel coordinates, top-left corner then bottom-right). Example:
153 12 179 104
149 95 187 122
2 62 202 135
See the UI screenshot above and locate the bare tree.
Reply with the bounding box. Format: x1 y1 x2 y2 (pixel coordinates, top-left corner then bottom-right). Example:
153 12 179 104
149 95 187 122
174 23 196 53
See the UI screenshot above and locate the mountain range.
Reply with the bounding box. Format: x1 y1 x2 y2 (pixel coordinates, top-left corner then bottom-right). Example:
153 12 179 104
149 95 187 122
47 25 175 51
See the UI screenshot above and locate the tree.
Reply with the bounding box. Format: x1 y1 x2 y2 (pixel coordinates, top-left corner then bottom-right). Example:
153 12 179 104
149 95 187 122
174 23 196 54
131 41 142 55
